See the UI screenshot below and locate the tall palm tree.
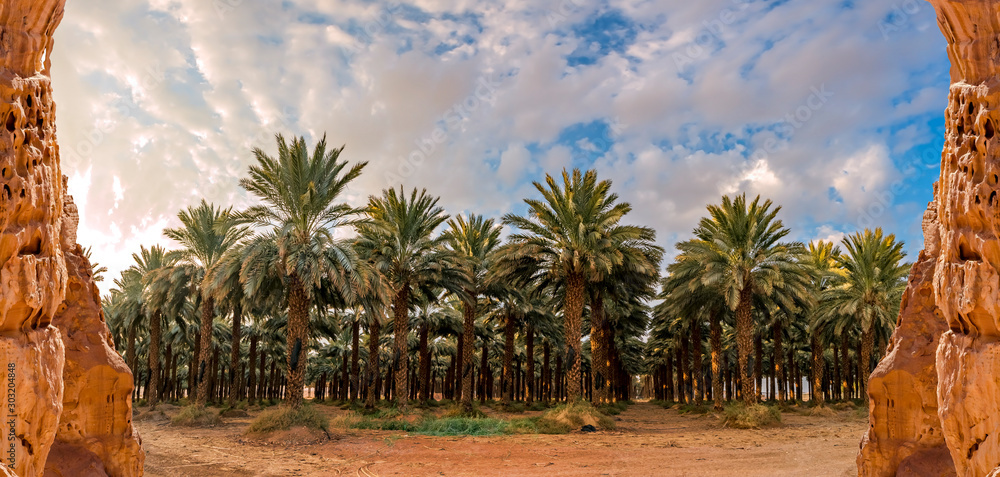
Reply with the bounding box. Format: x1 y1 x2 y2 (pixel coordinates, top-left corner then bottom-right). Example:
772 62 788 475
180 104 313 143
133 245 174 408
236 134 367 409
444 213 502 412
678 194 810 405
499 169 651 402
802 240 842 405
816 229 908 402
355 187 469 409
163 200 250 406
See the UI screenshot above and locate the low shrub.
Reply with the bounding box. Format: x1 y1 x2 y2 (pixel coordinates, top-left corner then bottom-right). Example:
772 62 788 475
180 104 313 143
538 402 615 432
247 405 329 434
171 405 222 427
722 403 781 429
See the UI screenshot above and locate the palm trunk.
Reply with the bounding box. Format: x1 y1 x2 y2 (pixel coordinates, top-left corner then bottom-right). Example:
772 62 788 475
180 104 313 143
257 346 267 402
526 325 535 405
590 293 609 404
564 271 585 402
754 334 763 401
772 322 784 402
196 296 215 406
861 323 874 405
162 343 172 403
710 312 724 411
460 296 476 413
149 311 162 408
811 333 823 405
228 302 243 407
840 334 849 401
365 318 381 409
479 342 489 404
542 341 551 403
286 274 310 409
418 321 431 402
351 320 360 403
691 319 702 405
680 330 690 403
502 309 515 406
247 333 258 402
455 331 464 402
735 286 756 405
393 286 411 409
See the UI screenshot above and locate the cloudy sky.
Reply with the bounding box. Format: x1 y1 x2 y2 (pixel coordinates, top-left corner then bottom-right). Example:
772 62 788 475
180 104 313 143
50 0 948 294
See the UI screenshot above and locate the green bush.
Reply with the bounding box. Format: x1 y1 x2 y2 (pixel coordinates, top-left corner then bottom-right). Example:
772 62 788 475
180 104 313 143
247 405 329 433
171 405 222 427
351 418 418 432
722 403 781 429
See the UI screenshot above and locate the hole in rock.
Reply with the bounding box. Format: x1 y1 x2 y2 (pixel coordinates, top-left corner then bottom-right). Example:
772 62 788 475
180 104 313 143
976 194 981 204
4 112 14 132
987 120 996 139
25 95 31 108
969 102 975 115
959 124 965 136
1 185 9 200
19 236 41 256
18 188 24 198
19 437 32 456
959 239 981 262
991 191 997 205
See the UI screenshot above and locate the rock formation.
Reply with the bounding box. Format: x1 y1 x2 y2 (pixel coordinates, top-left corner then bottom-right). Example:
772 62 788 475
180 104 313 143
0 0 145 476
860 1 1000 475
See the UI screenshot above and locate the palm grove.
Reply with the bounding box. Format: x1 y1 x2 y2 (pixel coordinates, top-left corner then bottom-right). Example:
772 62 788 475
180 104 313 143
102 134 910 414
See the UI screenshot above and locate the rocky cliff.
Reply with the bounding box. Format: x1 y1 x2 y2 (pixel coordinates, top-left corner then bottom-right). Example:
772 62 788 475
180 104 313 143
860 1 1000 476
0 0 144 475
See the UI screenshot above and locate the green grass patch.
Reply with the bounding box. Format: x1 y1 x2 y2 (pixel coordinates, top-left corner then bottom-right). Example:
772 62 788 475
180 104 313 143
677 403 711 415
171 405 222 427
351 418 418 432
415 417 508 436
722 403 781 429
247 405 330 433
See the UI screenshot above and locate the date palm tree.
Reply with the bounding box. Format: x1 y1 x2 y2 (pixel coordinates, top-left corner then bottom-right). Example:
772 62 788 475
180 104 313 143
498 169 648 402
163 200 249 406
355 187 469 409
443 213 502 413
816 229 908 402
678 194 810 405
803 240 842 405
235 134 367 409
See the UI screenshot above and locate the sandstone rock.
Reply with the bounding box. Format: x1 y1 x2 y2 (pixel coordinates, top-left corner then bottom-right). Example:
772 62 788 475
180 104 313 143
861 1 1000 475
0 0 144 475
44 238 144 477
858 212 955 476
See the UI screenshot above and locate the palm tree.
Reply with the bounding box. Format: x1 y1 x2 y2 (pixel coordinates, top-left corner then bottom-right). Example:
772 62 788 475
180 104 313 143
678 194 811 405
444 214 502 413
133 245 174 408
236 134 367 409
499 169 655 402
816 229 908 402
355 187 469 409
163 200 250 406
802 240 842 405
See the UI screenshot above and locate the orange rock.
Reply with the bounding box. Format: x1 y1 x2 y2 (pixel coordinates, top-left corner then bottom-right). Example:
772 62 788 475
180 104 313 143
862 1 1000 475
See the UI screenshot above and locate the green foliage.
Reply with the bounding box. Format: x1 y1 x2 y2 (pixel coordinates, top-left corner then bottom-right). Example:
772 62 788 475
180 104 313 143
247 405 330 433
415 418 508 436
539 401 615 431
722 404 782 429
171 405 222 427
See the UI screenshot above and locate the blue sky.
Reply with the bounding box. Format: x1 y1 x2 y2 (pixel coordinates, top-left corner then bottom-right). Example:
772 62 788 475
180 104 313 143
49 0 949 292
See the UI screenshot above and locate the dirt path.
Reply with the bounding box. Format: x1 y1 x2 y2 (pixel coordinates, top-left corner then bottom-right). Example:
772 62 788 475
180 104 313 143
139 402 865 476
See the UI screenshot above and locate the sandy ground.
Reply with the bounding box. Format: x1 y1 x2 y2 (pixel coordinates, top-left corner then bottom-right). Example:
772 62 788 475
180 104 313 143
137 402 865 477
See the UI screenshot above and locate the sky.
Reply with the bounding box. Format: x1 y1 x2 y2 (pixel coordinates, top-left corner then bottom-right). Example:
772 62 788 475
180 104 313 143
49 0 949 295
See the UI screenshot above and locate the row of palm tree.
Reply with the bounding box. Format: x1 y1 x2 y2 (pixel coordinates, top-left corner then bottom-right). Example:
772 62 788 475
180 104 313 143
101 133 909 413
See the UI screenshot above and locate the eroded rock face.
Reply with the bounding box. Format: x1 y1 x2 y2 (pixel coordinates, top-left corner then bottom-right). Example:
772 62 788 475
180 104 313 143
858 209 955 477
0 0 144 475
45 232 144 477
860 1 1000 475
